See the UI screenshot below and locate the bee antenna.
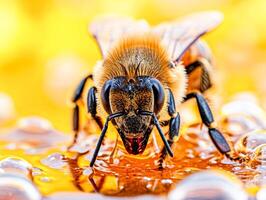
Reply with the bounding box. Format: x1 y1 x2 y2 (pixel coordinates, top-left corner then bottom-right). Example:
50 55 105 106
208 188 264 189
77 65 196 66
134 59 144 76
118 62 129 77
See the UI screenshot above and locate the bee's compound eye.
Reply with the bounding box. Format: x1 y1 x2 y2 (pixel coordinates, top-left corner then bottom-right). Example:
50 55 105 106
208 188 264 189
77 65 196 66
150 78 165 114
101 80 112 114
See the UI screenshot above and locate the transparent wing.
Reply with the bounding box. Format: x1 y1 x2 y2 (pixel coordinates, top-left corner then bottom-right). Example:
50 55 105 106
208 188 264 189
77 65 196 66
90 16 150 58
152 11 223 62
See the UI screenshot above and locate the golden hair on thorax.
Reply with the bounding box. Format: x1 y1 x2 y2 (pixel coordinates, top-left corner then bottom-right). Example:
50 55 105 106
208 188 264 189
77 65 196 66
93 34 187 118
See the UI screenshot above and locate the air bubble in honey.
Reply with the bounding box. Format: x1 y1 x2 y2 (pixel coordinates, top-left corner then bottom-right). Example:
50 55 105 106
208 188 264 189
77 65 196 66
0 157 32 180
168 170 248 200
220 96 266 141
18 117 53 133
221 94 266 129
0 174 41 200
41 153 67 170
0 117 70 151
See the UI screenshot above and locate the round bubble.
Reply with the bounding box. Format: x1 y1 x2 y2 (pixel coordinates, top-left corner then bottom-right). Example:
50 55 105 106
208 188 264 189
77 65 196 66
17 117 53 134
0 116 71 151
221 94 266 130
0 174 41 200
0 157 32 179
168 170 248 200
220 95 266 141
41 153 67 169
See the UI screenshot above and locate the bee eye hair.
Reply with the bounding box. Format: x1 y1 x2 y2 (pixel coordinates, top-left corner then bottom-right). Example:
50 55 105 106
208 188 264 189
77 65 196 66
150 78 165 114
101 80 112 114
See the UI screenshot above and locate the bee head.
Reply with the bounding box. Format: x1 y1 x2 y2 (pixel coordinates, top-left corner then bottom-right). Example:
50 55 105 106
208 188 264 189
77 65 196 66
101 76 165 154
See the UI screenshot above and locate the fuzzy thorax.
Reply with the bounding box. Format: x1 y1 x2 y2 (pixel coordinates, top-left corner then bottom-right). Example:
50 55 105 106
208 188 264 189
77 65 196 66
93 35 187 118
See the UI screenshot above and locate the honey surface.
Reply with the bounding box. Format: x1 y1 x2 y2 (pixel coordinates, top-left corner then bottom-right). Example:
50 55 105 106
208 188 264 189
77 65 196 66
0 94 266 199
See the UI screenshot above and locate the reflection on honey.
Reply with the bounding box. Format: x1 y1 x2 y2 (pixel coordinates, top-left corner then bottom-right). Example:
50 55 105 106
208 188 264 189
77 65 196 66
1 93 266 199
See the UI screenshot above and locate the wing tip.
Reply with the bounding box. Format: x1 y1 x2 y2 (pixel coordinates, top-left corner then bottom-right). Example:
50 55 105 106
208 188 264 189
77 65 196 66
191 10 224 24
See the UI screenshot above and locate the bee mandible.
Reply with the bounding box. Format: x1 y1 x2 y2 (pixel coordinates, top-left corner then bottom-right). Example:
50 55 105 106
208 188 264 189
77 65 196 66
70 11 237 167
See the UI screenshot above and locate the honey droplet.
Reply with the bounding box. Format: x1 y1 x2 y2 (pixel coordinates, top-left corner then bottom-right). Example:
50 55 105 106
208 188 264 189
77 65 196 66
17 117 53 134
220 96 266 141
41 153 67 170
0 174 41 200
0 116 70 151
0 157 32 180
168 170 248 200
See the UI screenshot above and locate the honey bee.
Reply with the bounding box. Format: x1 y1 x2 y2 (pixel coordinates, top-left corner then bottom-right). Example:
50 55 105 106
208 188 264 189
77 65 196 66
70 11 237 167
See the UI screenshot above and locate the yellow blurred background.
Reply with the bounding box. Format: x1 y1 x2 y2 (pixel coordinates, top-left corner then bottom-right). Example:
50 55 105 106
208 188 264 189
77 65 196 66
1 0 266 132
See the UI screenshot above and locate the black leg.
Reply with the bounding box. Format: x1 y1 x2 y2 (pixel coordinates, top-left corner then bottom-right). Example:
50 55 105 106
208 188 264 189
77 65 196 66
68 74 96 148
70 86 103 150
184 92 231 155
169 113 181 142
72 74 93 102
158 89 181 168
71 105 80 149
153 115 174 157
138 111 173 158
69 74 94 149
90 112 124 167
158 114 180 168
185 60 212 93
167 89 181 142
87 87 103 129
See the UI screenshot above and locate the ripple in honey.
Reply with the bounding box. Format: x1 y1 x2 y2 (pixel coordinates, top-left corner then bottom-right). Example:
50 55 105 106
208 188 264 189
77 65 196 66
1 94 266 199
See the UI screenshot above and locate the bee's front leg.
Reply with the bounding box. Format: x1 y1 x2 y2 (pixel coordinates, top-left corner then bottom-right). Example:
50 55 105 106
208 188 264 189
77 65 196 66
90 112 124 167
183 92 242 161
87 87 103 129
158 89 180 169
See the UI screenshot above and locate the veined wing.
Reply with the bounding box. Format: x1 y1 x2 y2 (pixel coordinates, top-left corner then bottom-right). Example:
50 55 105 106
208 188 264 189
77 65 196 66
90 16 150 58
152 11 223 62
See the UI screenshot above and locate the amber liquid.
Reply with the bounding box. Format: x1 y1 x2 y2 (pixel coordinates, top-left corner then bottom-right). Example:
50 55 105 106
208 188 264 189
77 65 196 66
64 122 258 196
0 98 264 198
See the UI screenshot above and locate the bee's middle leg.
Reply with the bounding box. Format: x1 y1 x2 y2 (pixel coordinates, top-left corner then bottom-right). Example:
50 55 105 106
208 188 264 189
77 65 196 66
158 89 180 169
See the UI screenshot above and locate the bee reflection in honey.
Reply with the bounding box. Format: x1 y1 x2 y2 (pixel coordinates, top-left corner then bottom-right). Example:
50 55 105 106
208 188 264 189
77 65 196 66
70 11 237 167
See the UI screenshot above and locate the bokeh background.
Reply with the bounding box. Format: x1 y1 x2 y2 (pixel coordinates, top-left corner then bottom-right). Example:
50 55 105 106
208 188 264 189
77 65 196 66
0 0 266 132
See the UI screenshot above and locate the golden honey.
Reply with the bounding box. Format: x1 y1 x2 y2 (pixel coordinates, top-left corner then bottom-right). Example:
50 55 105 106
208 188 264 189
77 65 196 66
0 95 265 199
